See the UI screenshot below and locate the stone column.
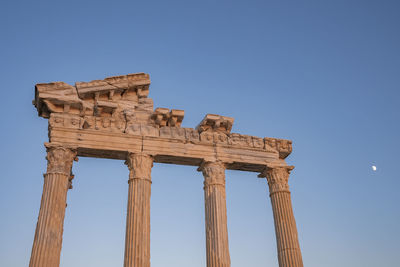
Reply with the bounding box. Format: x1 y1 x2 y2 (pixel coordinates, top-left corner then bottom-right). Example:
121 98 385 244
199 161 231 267
260 166 303 267
124 153 153 267
29 145 77 267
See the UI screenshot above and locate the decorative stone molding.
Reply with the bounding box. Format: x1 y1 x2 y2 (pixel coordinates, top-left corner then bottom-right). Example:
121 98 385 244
264 137 292 159
152 108 170 127
125 153 153 181
152 108 184 127
35 73 292 170
35 73 154 128
198 161 226 187
35 73 292 162
168 109 184 127
196 114 234 134
75 73 150 99
259 166 294 194
45 144 77 175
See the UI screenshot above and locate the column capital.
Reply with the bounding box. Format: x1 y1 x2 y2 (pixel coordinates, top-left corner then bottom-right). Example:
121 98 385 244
125 153 153 181
198 161 226 187
258 165 294 194
45 144 77 175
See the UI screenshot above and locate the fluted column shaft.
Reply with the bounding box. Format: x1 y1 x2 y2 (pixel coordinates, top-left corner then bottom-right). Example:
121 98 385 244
199 161 231 267
262 166 303 267
29 145 76 267
124 153 153 267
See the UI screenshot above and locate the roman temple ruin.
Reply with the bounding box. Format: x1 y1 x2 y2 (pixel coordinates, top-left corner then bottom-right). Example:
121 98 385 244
30 72 303 267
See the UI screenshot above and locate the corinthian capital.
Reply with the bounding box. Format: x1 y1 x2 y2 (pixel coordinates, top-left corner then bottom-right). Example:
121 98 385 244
45 145 77 175
125 153 153 181
259 166 294 194
198 161 226 187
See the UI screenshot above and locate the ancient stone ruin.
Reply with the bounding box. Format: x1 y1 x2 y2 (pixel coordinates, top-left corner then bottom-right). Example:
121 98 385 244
30 72 303 267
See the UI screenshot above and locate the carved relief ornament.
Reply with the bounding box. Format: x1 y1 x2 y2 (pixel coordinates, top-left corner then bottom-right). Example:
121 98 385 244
125 153 153 181
259 166 294 194
45 145 77 175
198 161 226 187
196 114 234 134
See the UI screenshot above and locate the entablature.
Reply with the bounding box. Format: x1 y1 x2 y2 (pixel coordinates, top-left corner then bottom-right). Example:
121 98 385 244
34 73 293 172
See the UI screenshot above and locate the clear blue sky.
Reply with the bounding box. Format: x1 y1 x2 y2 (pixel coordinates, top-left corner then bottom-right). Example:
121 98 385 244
1 0 399 266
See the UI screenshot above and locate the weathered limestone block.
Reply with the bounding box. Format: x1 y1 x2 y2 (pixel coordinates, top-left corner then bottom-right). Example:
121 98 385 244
76 73 150 99
49 113 82 130
160 126 186 140
196 114 234 134
252 136 264 149
34 82 83 118
184 128 200 143
168 109 184 127
152 108 170 127
213 132 229 145
170 127 185 139
76 80 119 98
199 131 214 144
125 124 159 137
126 73 151 94
125 108 152 125
137 98 154 112
228 133 252 147
264 138 292 159
152 108 184 127
125 123 141 135
159 126 172 138
141 125 159 137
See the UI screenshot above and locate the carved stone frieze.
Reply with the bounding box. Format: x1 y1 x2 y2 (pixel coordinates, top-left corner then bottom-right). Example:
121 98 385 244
35 73 293 168
264 137 292 159
35 73 155 130
185 128 200 143
141 125 159 137
124 123 158 136
49 113 82 130
229 133 252 147
78 115 125 132
213 132 229 144
199 131 214 144
252 136 264 149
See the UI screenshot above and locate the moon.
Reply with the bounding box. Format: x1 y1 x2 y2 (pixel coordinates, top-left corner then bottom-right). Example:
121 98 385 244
372 165 377 171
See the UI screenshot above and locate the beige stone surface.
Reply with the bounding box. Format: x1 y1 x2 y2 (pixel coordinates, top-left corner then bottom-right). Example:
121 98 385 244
124 154 153 267
259 166 303 267
33 73 292 171
31 72 303 267
29 145 77 267
199 161 231 267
